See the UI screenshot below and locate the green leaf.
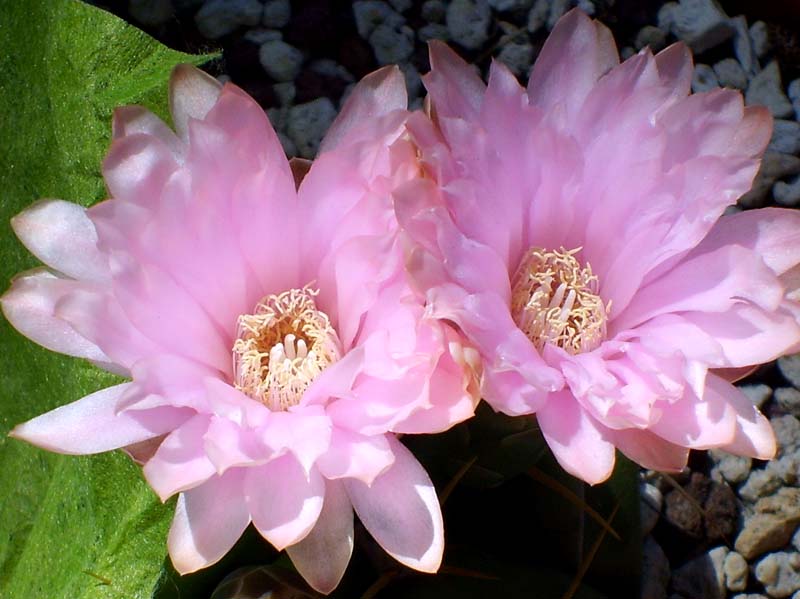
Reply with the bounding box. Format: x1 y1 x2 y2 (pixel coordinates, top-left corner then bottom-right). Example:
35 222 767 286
0 1 215 597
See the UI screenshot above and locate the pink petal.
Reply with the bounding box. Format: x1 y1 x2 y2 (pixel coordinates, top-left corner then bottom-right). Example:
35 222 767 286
142 414 217 500
707 374 776 459
286 480 354 595
204 416 273 474
9 383 192 454
11 200 109 282
424 40 485 122
246 454 325 551
536 390 616 485
260 406 332 474
527 9 619 120
102 132 179 206
1 269 110 362
112 105 184 158
316 428 395 485
320 65 407 154
167 469 251 574
605 427 689 472
696 207 800 276
169 64 222 142
653 43 693 107
344 436 443 573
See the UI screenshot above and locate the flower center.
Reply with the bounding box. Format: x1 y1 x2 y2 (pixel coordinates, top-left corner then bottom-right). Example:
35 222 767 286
510 247 609 355
232 287 342 411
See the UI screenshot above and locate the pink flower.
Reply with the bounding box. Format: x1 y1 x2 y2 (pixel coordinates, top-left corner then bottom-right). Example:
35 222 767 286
3 65 479 592
397 9 799 485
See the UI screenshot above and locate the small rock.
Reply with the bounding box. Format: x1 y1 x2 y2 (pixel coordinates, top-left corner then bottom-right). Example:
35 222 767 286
777 387 800 415
657 2 679 32
732 595 768 599
635 26 667 52
418 23 449 42
713 58 748 89
244 28 282 44
769 120 800 155
389 0 412 12
277 131 297 157
790 80 800 121
642 536 670 599
575 0 595 15
670 0 735 54
259 40 303 82
665 476 706 539
272 82 295 105
763 152 800 180
527 0 550 33
129 0 173 26
287 98 337 159
447 0 491 49
546 0 570 30
755 552 800 598
421 0 446 22
671 546 728 599
750 20 770 58
735 488 800 559
621 46 637 60
400 62 422 101
724 551 749 592
497 41 534 77
771 415 800 457
769 451 800 485
739 383 772 409
776 176 800 208
261 0 290 28
739 468 783 503
195 0 263 39
692 64 720 92
309 59 355 82
746 61 794 118
704 479 737 542
641 483 663 537
709 449 751 484
369 21 414 65
793 528 800 552
731 15 759 76
489 0 529 11
353 1 399 39
780 355 800 388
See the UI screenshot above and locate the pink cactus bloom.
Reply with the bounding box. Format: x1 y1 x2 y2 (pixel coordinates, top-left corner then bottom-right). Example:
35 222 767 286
3 65 479 593
397 9 800 485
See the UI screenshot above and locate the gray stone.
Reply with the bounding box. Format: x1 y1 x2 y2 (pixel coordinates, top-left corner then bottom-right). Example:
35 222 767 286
575 0 595 15
641 483 663 537
489 0 531 11
620 46 637 60
780 355 800 388
287 98 337 159
447 0 491 49
527 0 550 33
309 59 355 82
768 451 800 486
642 536 670 599
777 387 800 415
635 26 668 52
739 468 783 504
670 0 734 54
772 415 800 457
750 20 770 58
793 528 800 552
129 0 173 26
736 488 800 560
746 61 794 118
353 1 399 39
276 131 296 157
709 449 751 484
755 552 800 598
421 0 446 22
732 595 768 599
369 22 414 65
195 0 263 39
778 177 800 208
713 58 748 89
259 40 303 82
731 15 759 76
739 383 772 409
244 28 281 44
763 152 800 180
497 41 534 77
266 106 288 132
724 551 749 592
418 23 449 42
400 62 422 101
769 120 800 155
546 0 570 30
671 546 728 599
657 2 679 32
692 64 719 93
272 82 295 105
738 174 774 208
389 0 412 12
261 0 289 28
790 79 800 121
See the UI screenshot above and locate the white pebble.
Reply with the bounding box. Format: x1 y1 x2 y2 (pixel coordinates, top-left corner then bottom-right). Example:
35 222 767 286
692 63 719 93
259 40 303 82
713 58 748 89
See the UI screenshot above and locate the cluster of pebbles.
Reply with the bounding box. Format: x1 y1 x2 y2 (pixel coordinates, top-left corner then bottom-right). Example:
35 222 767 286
93 0 800 597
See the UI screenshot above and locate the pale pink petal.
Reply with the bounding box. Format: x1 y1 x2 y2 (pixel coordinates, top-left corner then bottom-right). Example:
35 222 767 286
246 454 325 551
707 374 776 459
344 436 443 573
605 427 689 472
259 407 332 474
316 429 395 485
9 383 192 454
143 414 217 500
286 480 354 595
536 390 616 485
102 133 179 206
204 416 273 474
424 40 485 122
169 64 222 142
112 105 184 158
11 200 108 282
653 43 693 107
320 65 407 154
1 269 110 362
167 469 251 574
